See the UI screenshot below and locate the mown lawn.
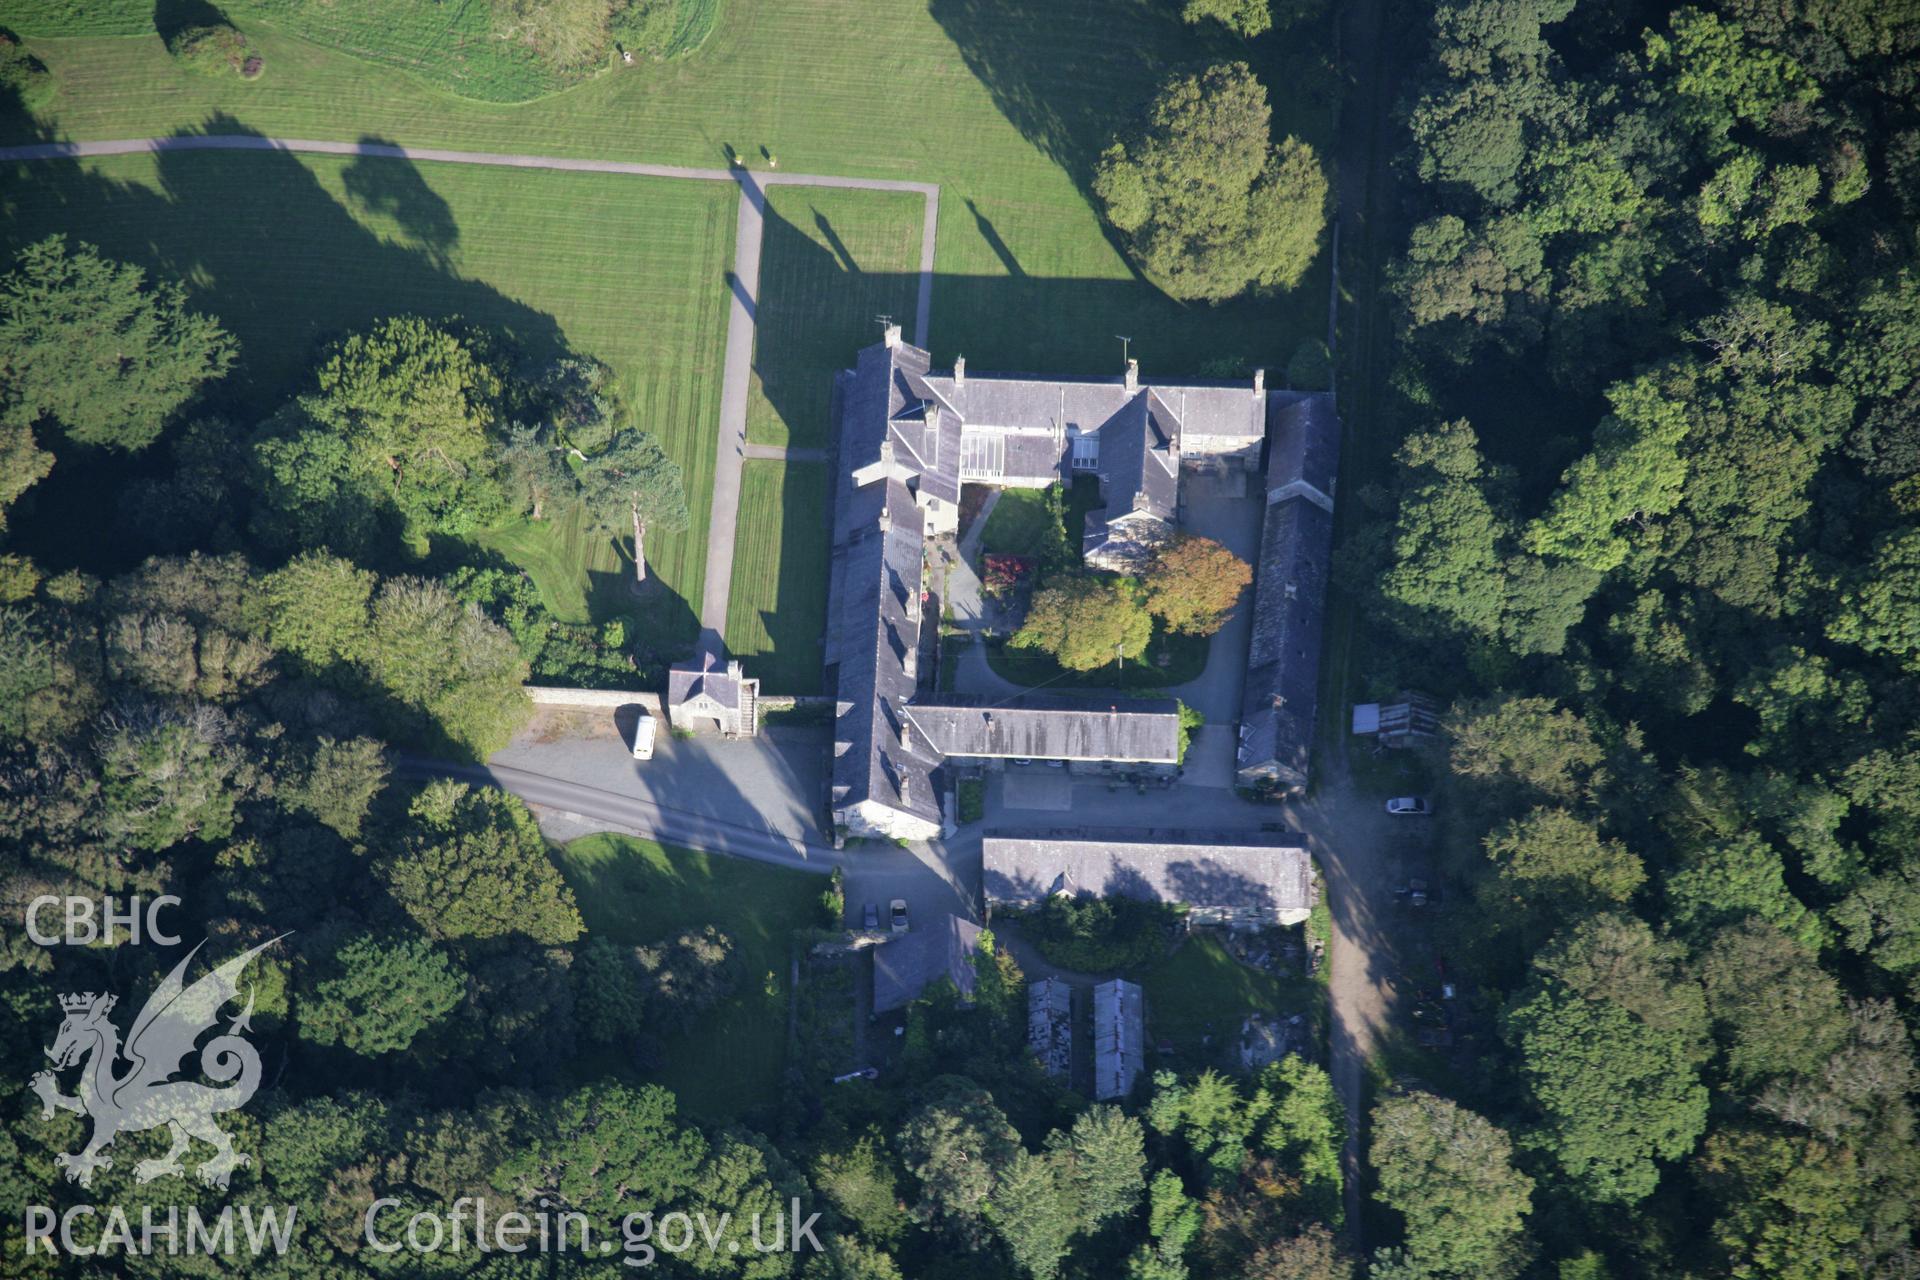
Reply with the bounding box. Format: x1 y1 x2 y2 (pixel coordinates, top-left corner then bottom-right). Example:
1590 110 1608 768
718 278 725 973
3 0 1337 377
555 833 825 1122
4 0 719 99
461 502 700 666
0 150 732 636
978 487 1056 555
747 186 925 449
724 460 830 693
1132 931 1321 1063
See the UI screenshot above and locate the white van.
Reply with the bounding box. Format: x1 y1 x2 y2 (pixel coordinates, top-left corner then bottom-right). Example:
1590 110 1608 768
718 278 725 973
631 709 658 761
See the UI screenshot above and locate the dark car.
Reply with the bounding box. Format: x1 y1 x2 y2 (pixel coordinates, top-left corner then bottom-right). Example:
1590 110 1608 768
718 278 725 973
862 902 879 931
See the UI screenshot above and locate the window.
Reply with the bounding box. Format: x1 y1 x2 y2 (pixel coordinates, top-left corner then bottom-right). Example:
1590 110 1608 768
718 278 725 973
1071 431 1100 470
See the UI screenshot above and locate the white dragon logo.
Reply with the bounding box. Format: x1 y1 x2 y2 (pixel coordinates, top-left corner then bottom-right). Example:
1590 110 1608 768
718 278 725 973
31 938 281 1190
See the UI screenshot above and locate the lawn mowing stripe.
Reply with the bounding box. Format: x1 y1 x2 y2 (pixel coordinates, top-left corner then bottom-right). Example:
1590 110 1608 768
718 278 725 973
723 459 830 694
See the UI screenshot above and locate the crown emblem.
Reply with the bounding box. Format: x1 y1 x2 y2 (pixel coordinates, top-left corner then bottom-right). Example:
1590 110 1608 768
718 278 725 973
59 992 108 1014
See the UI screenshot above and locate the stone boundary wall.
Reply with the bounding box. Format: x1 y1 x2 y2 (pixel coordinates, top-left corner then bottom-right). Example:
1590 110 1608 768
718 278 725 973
525 686 663 713
524 687 828 715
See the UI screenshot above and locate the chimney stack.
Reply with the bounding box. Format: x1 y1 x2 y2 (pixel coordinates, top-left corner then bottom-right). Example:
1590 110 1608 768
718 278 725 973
1252 368 1265 396
883 322 902 349
1124 358 1139 394
953 355 966 387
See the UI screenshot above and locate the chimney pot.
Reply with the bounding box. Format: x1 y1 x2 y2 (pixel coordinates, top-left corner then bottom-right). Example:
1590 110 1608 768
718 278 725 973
1253 368 1265 395
954 355 966 386
1124 358 1139 394
883 322 902 349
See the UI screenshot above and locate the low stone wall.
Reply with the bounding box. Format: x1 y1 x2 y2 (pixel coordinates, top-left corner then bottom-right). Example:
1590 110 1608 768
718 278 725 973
523 687 828 719
524 686 662 714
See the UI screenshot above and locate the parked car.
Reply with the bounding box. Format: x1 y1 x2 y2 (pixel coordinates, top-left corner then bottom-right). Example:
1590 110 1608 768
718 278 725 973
630 709 658 761
1043 759 1066 769
1385 796 1432 816
1011 758 1034 766
862 902 879 931
889 899 910 934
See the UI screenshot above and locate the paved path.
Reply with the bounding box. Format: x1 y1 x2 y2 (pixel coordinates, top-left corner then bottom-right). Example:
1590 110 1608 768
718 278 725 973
742 444 828 462
699 176 770 646
0 134 939 661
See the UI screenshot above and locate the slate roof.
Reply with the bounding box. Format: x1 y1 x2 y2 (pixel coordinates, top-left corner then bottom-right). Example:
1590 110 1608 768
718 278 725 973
1238 391 1340 787
828 335 1322 832
874 914 982 1013
1264 393 1340 502
904 694 1181 763
982 828 1315 914
920 368 1254 562
667 648 746 710
827 371 943 827
919 373 1264 445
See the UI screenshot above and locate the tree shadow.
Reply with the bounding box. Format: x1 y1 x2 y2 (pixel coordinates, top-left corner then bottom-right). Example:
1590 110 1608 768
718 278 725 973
153 0 229 45
587 563 700 673
341 135 460 264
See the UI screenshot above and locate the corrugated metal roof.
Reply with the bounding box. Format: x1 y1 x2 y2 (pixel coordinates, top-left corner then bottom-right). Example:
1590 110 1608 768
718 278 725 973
1093 978 1145 1101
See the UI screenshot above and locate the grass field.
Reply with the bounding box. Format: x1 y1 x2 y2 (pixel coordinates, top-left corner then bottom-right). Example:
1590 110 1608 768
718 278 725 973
723 459 830 693
2 0 1337 379
5 0 721 100
0 149 732 638
555 832 823 1121
747 186 925 448
1133 931 1320 1063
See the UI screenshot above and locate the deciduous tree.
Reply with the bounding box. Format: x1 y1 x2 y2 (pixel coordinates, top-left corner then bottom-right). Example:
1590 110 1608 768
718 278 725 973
1094 63 1327 302
378 780 583 945
1370 1092 1533 1277
1143 534 1253 635
1010 574 1152 672
1182 0 1271 38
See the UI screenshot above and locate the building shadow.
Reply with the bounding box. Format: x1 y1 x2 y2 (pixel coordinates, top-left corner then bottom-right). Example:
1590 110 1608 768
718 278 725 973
812 208 858 273
965 198 1025 278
